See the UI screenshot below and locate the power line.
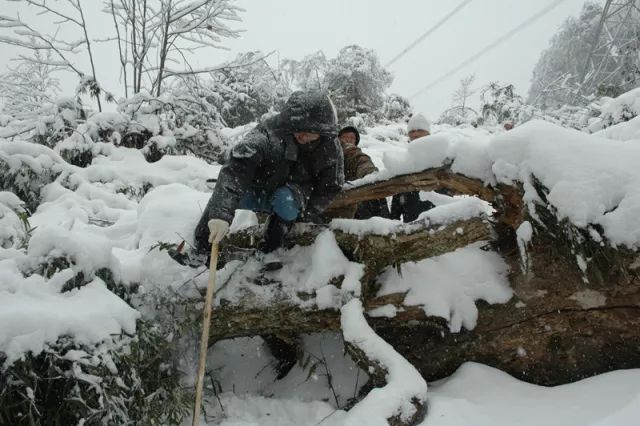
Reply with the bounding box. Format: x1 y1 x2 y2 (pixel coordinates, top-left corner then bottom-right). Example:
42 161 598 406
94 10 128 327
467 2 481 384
409 0 569 100
385 0 473 68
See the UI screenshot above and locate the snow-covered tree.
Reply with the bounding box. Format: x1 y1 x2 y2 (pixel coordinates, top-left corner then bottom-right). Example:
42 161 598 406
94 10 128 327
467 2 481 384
480 82 524 125
201 51 289 127
525 2 638 109
0 0 111 111
280 51 330 92
107 0 244 96
439 74 478 126
381 93 413 122
324 45 393 123
0 50 61 116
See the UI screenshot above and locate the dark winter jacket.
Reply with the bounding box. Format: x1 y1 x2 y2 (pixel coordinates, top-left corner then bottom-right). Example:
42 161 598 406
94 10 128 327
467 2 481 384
390 191 435 222
195 91 344 250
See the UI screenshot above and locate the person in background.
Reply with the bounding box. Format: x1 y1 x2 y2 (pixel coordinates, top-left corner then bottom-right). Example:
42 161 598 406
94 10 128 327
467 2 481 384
337 126 390 219
503 122 514 131
390 113 438 222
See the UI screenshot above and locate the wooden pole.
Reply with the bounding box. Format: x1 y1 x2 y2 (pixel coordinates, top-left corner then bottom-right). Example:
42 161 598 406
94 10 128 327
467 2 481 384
192 243 219 426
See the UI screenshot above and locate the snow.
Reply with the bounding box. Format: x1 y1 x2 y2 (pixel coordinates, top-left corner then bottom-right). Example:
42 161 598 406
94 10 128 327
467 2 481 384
348 120 640 249
593 115 640 140
2 111 640 424
0 191 25 247
516 220 533 271
426 362 640 426
205 394 343 426
341 299 428 425
416 196 493 224
490 121 640 248
330 196 492 237
589 87 640 133
0 269 139 365
377 242 512 332
213 230 364 309
135 183 210 250
195 355 640 426
207 333 365 411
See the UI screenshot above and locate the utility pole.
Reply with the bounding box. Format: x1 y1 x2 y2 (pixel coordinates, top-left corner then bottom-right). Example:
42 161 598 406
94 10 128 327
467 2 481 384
577 0 640 97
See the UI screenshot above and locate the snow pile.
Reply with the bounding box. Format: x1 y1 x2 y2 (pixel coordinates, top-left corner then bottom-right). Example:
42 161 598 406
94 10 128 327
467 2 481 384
214 230 364 309
0 191 26 247
351 124 495 188
417 196 493 224
195 358 640 426
376 242 512 332
490 121 640 248
427 362 640 426
331 196 492 237
353 120 640 249
207 333 363 417
78 146 219 192
593 115 640 141
135 183 210 250
0 263 139 365
341 299 427 425
589 87 640 133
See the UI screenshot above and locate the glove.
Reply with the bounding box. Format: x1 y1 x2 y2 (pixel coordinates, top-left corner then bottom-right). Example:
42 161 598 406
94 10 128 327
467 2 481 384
207 219 230 244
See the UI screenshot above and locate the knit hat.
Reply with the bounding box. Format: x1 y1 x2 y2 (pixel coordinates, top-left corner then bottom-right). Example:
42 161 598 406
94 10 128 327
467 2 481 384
281 91 338 137
407 113 431 133
338 126 360 146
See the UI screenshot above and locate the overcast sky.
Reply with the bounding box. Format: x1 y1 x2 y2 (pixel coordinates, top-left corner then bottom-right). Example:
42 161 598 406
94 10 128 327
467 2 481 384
1 0 591 119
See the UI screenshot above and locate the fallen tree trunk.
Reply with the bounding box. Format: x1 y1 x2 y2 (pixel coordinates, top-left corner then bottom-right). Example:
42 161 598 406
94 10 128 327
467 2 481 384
208 166 640 411
326 166 524 228
211 217 491 341
369 231 640 386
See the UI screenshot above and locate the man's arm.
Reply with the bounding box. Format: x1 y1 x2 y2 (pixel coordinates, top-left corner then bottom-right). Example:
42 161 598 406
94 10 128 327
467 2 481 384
354 149 378 179
304 138 345 221
194 129 266 249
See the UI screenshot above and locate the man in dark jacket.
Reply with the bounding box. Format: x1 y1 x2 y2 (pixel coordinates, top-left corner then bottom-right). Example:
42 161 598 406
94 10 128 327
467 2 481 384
193 91 344 267
390 113 437 222
337 126 390 219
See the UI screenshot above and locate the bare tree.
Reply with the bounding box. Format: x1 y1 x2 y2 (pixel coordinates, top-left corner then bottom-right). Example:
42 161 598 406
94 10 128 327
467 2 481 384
0 0 106 111
106 0 243 96
438 74 478 126
452 74 476 113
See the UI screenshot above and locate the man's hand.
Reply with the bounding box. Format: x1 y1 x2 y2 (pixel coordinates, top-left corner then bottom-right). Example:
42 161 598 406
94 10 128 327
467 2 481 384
207 219 230 243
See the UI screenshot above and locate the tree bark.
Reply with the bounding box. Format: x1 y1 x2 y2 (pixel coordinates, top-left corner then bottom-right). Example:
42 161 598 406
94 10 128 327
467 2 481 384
207 166 640 411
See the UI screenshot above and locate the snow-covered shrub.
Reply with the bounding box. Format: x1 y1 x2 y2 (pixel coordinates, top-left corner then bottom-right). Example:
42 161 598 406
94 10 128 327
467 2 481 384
326 45 393 124
118 92 231 163
0 97 87 150
0 319 192 425
0 192 27 248
343 112 379 129
587 87 640 132
480 82 524 125
201 51 290 128
381 93 412 122
0 141 67 212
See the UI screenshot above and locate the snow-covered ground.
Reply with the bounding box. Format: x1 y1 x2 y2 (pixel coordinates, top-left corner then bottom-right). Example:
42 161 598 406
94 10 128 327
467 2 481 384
2 116 640 424
197 361 640 426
